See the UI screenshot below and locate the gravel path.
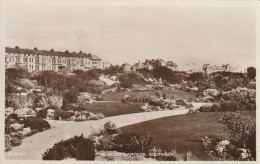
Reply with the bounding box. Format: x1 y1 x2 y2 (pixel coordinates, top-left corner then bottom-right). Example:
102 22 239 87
6 109 192 160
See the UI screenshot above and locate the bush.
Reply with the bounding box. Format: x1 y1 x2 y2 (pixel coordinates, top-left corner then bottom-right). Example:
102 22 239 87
6 94 34 109
112 132 153 153
36 109 48 118
38 94 63 109
96 132 153 154
219 112 256 149
202 112 256 160
220 101 240 112
104 121 117 135
20 116 50 132
189 72 205 82
198 104 220 112
42 134 95 160
61 103 75 111
36 106 59 119
54 110 74 120
175 99 186 106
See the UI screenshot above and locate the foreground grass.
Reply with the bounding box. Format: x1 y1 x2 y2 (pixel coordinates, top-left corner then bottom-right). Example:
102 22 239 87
119 111 256 160
100 89 195 101
85 102 143 117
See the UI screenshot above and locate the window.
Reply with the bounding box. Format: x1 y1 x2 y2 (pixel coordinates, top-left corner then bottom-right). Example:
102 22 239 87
35 57 39 64
16 57 20 63
42 58 46 64
35 65 39 70
81 60 84 65
52 58 56 64
23 57 28 63
42 65 46 70
52 65 56 70
58 58 61 64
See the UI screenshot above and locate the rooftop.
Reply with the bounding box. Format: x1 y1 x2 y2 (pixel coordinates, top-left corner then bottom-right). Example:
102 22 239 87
5 47 97 59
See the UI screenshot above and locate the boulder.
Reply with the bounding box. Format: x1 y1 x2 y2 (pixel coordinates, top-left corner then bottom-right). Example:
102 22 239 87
70 116 76 121
19 127 32 136
5 107 14 116
46 109 55 120
14 108 36 117
76 115 87 121
10 123 24 130
35 107 43 113
88 113 105 120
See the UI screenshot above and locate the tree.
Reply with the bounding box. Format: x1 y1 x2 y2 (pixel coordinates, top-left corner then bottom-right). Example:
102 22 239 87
247 67 256 80
189 72 205 82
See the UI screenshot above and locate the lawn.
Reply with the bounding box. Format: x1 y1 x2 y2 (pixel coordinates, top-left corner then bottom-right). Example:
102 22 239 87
119 111 256 160
85 102 143 117
100 89 195 101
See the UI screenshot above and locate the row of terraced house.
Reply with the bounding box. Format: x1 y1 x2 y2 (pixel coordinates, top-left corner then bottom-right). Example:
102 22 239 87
5 46 111 72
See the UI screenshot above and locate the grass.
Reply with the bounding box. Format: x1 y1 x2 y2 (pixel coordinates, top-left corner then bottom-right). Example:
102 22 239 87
100 89 195 101
119 111 256 160
85 102 143 117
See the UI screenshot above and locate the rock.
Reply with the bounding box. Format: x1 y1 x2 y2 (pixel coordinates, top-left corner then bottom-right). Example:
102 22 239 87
19 127 32 136
5 107 14 116
10 123 24 130
35 107 43 113
188 108 199 114
17 87 22 91
70 116 76 121
76 115 87 121
46 109 55 120
88 113 105 120
14 108 36 117
236 148 251 159
20 92 28 96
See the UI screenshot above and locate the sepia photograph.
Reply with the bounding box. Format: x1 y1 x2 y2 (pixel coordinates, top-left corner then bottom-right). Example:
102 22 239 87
1 0 258 162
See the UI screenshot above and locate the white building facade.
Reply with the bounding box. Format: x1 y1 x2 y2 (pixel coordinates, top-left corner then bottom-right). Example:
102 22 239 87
5 47 103 72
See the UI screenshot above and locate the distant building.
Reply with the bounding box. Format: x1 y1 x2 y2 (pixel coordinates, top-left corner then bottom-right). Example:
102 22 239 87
102 61 111 69
5 46 103 72
203 64 235 73
122 63 132 71
123 59 176 72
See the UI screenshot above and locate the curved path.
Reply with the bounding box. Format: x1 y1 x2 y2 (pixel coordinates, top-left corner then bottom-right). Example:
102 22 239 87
6 109 191 160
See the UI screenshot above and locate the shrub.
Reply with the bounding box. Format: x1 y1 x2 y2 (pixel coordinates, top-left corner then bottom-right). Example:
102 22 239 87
198 104 220 112
42 134 95 160
72 107 86 111
96 132 153 154
220 101 240 112
20 116 50 132
189 72 205 82
61 103 75 111
219 112 256 149
104 121 117 135
19 79 35 89
63 89 79 104
54 110 74 120
202 112 256 160
38 94 63 108
175 99 186 106
112 132 153 153
6 94 34 109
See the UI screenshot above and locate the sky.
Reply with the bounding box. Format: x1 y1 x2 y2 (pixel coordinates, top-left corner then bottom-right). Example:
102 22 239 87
4 1 256 71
